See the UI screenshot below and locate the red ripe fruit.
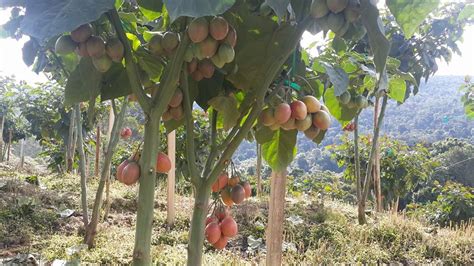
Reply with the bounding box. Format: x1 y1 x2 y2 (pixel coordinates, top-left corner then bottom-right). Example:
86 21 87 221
206 215 219 225
209 16 229 41
116 160 129 182
231 184 245 204
220 216 238 237
169 89 183 108
205 222 221 244
156 152 172 173
290 100 308 120
191 70 204 81
197 59 215 79
71 24 93 43
188 17 209 43
121 161 140 185
215 208 229 221
212 172 229 192
243 181 251 198
120 127 132 139
312 110 331 130
187 59 198 74
212 236 228 250
274 103 292 124
224 26 237 47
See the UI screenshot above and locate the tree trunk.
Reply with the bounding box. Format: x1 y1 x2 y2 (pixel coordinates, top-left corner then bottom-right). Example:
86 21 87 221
167 130 176 227
74 105 89 226
19 139 24 169
266 170 287 266
256 142 262 197
95 125 101 177
186 182 211 266
85 100 128 248
0 115 4 162
132 114 161 265
358 200 367 224
7 129 12 162
66 110 75 172
373 98 382 212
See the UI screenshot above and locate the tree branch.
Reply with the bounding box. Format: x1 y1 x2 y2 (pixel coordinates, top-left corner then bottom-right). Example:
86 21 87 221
353 113 361 201
181 66 200 186
361 94 388 201
111 99 118 117
107 9 151 113
202 109 218 177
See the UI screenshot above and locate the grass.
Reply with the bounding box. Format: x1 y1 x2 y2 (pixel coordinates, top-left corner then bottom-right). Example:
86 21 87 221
0 172 472 264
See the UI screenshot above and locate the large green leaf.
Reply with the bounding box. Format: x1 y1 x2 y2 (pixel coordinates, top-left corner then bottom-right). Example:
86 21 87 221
20 0 115 42
324 86 358 127
208 96 241 131
388 77 407 103
387 0 440 38
163 0 235 21
225 3 299 91
255 124 276 144
262 129 297 171
196 73 225 110
360 0 390 74
100 64 132 101
137 0 163 20
65 58 102 106
323 62 349 97
266 0 289 18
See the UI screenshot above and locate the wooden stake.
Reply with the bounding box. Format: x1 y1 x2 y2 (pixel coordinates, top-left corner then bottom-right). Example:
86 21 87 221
265 170 287 266
95 125 101 177
167 130 176 226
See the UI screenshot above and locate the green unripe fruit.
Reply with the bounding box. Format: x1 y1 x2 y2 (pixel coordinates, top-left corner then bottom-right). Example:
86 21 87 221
311 0 330 18
106 38 124 62
211 54 225 68
327 12 345 33
217 43 235 63
326 0 348 14
148 34 164 56
354 95 368 108
92 55 112 73
162 31 179 52
338 91 351 104
184 45 194 62
86 36 106 58
71 24 93 43
55 35 77 54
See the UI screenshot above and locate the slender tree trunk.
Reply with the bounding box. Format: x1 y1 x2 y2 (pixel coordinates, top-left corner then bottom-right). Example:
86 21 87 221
103 172 111 221
353 114 365 224
373 98 382 212
359 95 388 224
66 110 75 172
74 105 89 226
0 115 4 162
132 114 161 265
95 125 101 177
7 129 12 162
266 170 287 266
85 100 128 247
186 182 211 266
167 130 176 227
256 142 262 197
19 139 24 169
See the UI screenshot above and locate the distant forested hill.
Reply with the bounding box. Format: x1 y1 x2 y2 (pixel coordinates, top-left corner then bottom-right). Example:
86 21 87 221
234 75 474 173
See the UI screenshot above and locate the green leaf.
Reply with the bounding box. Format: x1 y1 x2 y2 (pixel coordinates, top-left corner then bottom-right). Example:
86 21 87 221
323 63 349 97
208 96 241 131
255 125 276 144
459 4 474 21
360 0 390 74
20 0 115 42
136 48 164 81
262 129 297 171
196 73 225 110
126 33 141 51
163 0 236 21
137 0 163 20
388 77 407 103
387 0 440 38
100 63 132 101
324 86 357 126
65 58 102 105
265 0 290 18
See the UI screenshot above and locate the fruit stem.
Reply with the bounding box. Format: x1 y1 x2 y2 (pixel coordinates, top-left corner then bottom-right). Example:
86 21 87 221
107 9 151 113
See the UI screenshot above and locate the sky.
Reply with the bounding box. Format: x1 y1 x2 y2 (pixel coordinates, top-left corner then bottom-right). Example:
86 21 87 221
0 9 473 85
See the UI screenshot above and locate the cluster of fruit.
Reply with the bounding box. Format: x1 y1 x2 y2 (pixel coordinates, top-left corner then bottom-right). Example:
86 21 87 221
343 121 356 132
55 23 124 73
162 88 185 122
336 91 369 109
205 206 237 249
212 172 252 207
310 0 360 36
120 127 132 139
259 95 332 140
185 16 237 81
148 31 180 56
115 145 172 185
